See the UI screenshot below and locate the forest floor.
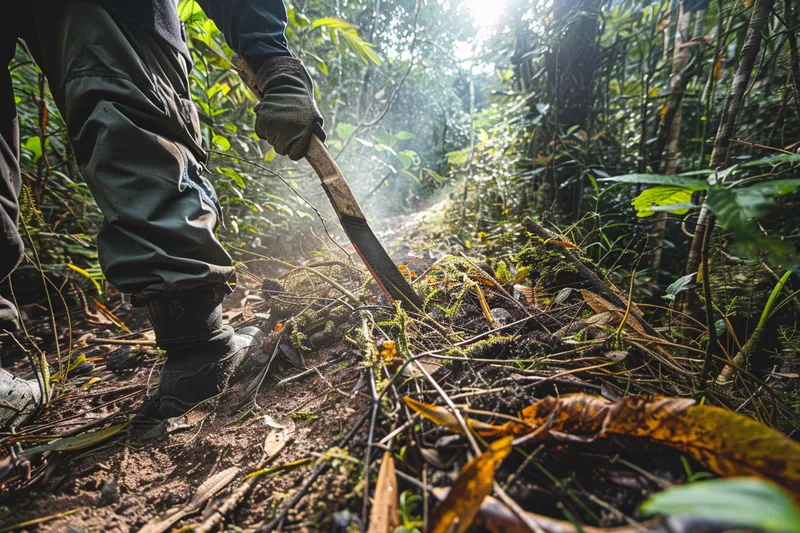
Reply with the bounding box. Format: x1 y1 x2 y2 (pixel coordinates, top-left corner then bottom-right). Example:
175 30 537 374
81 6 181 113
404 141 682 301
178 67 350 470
0 202 798 533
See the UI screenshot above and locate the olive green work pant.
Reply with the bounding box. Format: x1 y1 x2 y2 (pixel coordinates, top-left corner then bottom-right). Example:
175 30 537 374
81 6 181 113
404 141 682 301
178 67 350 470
1 1 235 303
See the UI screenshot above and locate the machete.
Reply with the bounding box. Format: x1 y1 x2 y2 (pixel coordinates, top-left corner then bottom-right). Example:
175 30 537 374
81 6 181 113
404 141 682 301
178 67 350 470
232 56 423 310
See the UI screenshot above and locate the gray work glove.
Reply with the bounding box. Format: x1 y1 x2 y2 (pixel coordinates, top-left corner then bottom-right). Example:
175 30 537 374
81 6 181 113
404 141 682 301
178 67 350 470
254 56 325 161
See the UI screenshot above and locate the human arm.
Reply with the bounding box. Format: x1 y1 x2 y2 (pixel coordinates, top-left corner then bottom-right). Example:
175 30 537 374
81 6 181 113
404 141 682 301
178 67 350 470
196 0 325 159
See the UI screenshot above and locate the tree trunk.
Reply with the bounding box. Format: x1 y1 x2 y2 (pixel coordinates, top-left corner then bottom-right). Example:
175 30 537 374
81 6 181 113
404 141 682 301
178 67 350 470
546 0 602 127
784 0 800 118
650 3 705 283
546 0 602 217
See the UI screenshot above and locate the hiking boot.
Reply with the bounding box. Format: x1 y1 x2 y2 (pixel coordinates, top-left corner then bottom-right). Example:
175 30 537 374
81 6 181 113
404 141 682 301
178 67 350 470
0 368 44 430
144 292 264 418
0 296 20 335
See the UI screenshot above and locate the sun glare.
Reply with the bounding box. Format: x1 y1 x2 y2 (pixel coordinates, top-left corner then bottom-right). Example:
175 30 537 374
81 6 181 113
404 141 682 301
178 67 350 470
468 0 507 29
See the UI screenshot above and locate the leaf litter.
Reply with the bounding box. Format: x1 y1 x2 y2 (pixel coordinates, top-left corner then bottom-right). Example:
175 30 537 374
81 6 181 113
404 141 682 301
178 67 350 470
0 217 798 532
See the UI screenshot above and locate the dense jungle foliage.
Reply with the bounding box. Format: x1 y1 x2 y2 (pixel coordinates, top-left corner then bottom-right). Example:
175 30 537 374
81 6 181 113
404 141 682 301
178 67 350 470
9 0 800 369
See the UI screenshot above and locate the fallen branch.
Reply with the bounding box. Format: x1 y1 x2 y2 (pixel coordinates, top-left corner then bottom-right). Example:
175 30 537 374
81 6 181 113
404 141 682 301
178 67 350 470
521 218 660 338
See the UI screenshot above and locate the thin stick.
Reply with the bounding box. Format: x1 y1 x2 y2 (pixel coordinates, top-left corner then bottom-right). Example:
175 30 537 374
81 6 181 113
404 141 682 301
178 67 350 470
193 439 291 533
86 338 156 346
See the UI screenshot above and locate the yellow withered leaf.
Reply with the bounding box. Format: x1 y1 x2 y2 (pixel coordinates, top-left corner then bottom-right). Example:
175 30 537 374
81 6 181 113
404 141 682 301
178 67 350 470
490 394 613 438
366 451 399 533
603 396 800 495
403 396 504 437
492 394 800 496
429 437 513 533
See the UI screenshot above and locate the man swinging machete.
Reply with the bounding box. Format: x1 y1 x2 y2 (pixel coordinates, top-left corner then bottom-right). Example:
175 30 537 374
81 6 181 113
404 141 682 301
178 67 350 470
0 0 325 427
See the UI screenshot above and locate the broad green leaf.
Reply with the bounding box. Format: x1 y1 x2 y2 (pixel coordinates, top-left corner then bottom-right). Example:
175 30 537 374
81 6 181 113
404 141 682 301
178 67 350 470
177 0 206 23
741 153 800 168
705 185 799 268
336 122 356 139
217 167 246 189
264 148 277 163
23 137 43 161
395 131 416 140
396 152 412 170
744 179 800 198
400 150 420 167
600 173 709 189
446 148 470 167
631 186 694 217
212 135 231 151
663 273 696 301
641 478 800 533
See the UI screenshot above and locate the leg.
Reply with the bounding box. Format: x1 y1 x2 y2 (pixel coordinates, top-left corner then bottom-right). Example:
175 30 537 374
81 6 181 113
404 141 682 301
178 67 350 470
24 1 262 417
25 0 235 302
0 14 43 429
0 25 23 334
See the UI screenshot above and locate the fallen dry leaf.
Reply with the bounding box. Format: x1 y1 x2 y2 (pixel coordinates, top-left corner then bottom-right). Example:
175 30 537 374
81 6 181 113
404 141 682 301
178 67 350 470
367 451 399 533
403 396 505 436
603 396 800 495
429 436 513 533
581 290 646 336
412 393 800 496
544 238 579 249
513 394 612 437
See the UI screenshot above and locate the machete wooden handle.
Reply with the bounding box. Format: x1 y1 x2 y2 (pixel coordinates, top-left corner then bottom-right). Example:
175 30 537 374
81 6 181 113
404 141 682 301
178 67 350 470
305 135 366 221
231 55 365 222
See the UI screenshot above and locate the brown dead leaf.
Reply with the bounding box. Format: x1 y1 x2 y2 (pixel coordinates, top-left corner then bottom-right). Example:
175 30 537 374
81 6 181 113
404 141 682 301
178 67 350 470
519 394 612 437
581 289 618 314
513 284 535 305
403 396 503 437
367 451 399 533
492 394 800 495
429 437 513 533
581 290 646 336
544 238 579 249
603 396 800 495
713 55 724 80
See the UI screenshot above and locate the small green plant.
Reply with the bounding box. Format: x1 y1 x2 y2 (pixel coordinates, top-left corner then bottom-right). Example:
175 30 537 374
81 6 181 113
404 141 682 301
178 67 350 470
396 490 424 533
641 477 800 533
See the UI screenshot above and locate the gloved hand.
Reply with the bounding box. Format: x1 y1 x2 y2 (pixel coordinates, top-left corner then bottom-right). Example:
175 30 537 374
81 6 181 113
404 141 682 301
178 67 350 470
254 56 325 161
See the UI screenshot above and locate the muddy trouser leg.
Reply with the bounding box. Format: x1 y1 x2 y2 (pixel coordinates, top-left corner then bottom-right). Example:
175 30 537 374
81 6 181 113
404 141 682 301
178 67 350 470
0 28 23 335
23 0 236 304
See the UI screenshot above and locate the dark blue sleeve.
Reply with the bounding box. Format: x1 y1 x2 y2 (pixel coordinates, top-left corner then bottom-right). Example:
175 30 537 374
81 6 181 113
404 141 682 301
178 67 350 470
195 0 292 73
